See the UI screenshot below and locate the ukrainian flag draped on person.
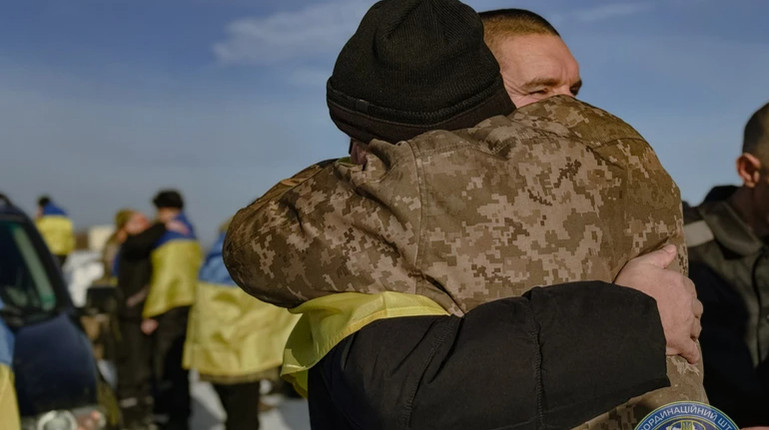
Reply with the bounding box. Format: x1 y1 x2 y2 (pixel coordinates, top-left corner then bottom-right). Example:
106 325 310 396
0 299 20 429
183 229 300 379
143 213 202 319
35 201 75 257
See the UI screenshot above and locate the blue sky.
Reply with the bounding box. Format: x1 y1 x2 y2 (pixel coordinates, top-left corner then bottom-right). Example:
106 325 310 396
0 0 767 246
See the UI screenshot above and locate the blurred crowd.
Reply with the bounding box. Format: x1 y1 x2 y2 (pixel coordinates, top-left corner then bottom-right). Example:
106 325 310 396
35 190 300 430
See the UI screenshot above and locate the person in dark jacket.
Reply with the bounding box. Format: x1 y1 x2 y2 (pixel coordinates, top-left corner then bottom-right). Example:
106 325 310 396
183 220 299 430
114 209 167 430
143 190 202 430
684 102 768 427
114 209 191 430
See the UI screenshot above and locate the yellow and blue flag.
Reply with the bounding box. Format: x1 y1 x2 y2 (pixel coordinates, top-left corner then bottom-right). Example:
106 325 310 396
143 213 202 318
0 299 20 429
183 231 299 379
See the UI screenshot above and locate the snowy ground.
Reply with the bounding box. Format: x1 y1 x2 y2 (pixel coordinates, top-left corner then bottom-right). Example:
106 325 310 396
99 357 311 429
190 374 311 430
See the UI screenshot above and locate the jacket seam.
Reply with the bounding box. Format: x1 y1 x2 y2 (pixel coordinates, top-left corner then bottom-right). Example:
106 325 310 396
409 142 426 293
528 304 546 429
402 317 459 430
317 357 366 430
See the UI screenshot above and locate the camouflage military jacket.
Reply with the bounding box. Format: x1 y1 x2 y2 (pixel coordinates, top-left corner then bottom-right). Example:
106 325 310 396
224 95 706 426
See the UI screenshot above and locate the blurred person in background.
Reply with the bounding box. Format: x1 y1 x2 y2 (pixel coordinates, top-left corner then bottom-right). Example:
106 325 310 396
35 195 76 267
113 208 167 429
100 209 134 284
183 219 299 430
684 103 769 427
0 298 20 429
143 190 201 430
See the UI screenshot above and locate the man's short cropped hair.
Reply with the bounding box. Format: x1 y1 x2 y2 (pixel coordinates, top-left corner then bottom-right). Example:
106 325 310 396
37 195 51 208
152 189 184 210
743 103 769 164
479 9 560 57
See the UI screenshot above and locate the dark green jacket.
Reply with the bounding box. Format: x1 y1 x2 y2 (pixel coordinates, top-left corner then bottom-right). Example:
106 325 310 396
684 185 769 427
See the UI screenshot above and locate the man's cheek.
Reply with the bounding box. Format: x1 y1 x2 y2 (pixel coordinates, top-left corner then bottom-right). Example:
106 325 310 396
511 94 539 108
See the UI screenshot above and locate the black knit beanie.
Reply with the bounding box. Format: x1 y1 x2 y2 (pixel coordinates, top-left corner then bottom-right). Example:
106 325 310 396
327 0 515 145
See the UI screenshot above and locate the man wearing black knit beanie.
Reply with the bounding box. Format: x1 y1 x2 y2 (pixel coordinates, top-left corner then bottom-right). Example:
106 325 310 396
326 0 514 147
223 0 706 428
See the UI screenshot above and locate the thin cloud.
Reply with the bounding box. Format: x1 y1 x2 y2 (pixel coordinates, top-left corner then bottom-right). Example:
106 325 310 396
573 3 653 23
213 0 369 65
286 67 332 87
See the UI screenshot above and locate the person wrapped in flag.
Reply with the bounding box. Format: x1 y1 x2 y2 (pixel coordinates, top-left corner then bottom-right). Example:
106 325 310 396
0 298 20 429
34 195 75 267
143 189 202 430
184 219 299 430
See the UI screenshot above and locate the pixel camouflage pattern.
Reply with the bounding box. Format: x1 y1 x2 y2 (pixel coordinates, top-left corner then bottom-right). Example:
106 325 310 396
224 95 706 427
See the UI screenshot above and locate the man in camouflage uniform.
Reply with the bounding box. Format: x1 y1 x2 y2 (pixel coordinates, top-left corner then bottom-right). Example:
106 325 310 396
224 0 705 428
474 7 710 428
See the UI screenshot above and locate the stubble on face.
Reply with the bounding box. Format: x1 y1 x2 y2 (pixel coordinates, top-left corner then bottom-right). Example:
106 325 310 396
493 33 582 108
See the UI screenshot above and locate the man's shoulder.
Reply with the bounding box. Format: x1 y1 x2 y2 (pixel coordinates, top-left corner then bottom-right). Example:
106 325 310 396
225 158 352 254
401 121 507 156
401 95 645 157
685 193 762 258
683 196 727 250
404 108 551 159
398 96 653 174
255 159 337 202
684 220 715 250
512 96 645 144
683 199 705 223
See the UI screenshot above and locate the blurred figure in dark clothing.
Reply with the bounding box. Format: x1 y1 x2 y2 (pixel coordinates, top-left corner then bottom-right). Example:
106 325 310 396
113 209 164 430
684 103 768 427
113 209 189 430
143 190 202 430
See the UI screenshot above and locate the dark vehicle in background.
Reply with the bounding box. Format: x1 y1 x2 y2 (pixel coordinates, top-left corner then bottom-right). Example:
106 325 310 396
0 194 119 429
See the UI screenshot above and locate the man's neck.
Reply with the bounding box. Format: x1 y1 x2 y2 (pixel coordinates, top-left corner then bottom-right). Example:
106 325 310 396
728 187 767 238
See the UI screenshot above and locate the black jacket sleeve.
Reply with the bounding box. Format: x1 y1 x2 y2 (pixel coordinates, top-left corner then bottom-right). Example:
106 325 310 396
120 223 166 260
309 281 668 430
524 281 668 428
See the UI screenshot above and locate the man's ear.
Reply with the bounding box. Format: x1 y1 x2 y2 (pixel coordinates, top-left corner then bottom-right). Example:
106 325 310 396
350 140 369 166
736 152 762 188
